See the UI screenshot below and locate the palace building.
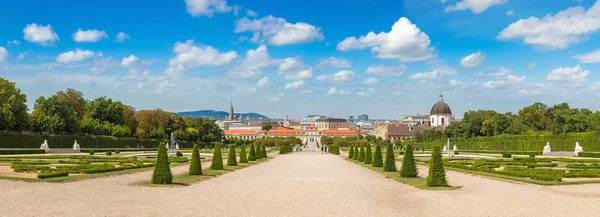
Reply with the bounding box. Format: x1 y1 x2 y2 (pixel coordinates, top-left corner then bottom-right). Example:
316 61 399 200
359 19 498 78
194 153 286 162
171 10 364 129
224 125 365 144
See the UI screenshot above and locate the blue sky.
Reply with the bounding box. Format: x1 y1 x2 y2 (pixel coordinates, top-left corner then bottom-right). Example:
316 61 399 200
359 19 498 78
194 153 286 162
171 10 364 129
1 0 600 119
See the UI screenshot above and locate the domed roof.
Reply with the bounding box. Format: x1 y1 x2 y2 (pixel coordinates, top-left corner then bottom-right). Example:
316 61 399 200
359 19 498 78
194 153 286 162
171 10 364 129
430 95 452 115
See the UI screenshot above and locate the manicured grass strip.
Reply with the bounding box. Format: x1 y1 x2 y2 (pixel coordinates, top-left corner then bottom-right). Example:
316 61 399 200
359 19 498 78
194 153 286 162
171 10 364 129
347 159 456 190
434 163 600 186
140 158 271 187
0 162 194 183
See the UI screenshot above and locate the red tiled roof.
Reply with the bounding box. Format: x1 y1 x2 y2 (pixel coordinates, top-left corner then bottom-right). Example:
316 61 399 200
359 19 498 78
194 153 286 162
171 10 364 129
320 130 363 135
260 127 305 135
307 124 318 130
339 122 351 127
224 130 258 135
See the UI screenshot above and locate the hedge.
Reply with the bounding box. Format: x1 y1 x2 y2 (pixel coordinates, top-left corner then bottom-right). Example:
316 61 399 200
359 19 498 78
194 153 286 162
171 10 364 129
80 148 158 153
328 145 340 155
0 149 45 155
0 132 198 149
37 171 69 179
279 145 293 154
459 150 542 155
578 152 600 158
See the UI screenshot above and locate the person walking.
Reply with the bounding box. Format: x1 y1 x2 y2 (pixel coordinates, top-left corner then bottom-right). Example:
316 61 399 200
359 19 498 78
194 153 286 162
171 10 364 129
321 146 324 154
324 145 328 155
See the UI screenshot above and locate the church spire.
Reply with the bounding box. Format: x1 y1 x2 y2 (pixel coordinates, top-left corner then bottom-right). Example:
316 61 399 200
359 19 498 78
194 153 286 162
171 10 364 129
228 97 235 121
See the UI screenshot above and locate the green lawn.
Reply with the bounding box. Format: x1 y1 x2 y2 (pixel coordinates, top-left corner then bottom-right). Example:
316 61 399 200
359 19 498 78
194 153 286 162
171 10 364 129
140 158 271 187
347 158 456 190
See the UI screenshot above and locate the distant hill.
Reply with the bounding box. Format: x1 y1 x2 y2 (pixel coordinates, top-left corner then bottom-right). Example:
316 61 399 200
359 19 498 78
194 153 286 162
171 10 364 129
175 110 269 120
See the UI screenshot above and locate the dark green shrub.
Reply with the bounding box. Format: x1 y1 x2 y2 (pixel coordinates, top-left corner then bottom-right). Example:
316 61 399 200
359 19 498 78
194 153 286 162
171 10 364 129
372 144 383 167
152 142 172 184
0 149 45 155
38 171 69 179
348 145 355 159
502 153 512 158
578 152 600 158
364 145 372 164
249 143 257 161
176 151 183 157
210 142 224 170
239 144 248 163
353 146 359 161
115 150 120 154
106 151 112 156
328 145 340 155
89 149 95 155
454 151 459 155
426 145 448 187
188 144 202 175
262 145 267 158
227 145 238 166
383 143 396 172
358 147 365 162
279 145 293 154
529 154 535 158
255 145 263 160
400 144 418 178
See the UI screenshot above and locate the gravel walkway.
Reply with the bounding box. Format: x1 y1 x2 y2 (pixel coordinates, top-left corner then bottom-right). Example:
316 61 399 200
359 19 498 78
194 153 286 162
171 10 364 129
1 152 600 216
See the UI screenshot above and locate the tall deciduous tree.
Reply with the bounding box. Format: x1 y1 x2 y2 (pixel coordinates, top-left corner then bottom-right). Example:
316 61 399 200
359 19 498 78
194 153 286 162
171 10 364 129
0 78 30 131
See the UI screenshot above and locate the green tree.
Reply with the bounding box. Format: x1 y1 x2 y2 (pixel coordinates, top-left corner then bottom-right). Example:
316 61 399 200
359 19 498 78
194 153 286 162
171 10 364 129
358 147 365 162
211 142 224 170
56 88 86 120
152 142 172 184
426 145 448 187
262 123 272 131
227 145 237 166
255 144 263 160
364 144 372 164
262 145 267 158
400 144 418 178
352 145 359 161
32 95 79 134
372 144 383 167
239 144 248 163
383 142 396 172
348 145 355 159
188 144 202 175
248 143 257 161
0 78 30 131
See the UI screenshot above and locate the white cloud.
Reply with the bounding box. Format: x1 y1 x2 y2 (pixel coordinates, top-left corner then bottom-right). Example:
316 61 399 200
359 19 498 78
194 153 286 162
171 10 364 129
498 1 600 49
483 74 526 89
316 75 328 81
91 57 120 73
547 65 590 81
115 32 130 43
506 10 515 16
460 52 486 69
337 17 435 62
357 88 376 97
365 64 407 76
284 80 304 89
445 0 507 14
316 57 351 69
245 87 257 93
185 0 231 17
56 49 98 63
409 70 439 80
168 40 238 68
507 75 527 83
121 55 139 67
528 62 536 69
247 9 258 17
72 29 108 43
487 66 513 78
363 78 380 85
326 87 350 96
229 45 279 78
23 23 59 46
572 50 600 63
234 15 324 46
164 65 188 77
448 79 465 88
257 76 269 87
324 70 356 83
0 47 7 62
473 72 485 78
6 40 20 46
277 57 313 80
18 52 27 60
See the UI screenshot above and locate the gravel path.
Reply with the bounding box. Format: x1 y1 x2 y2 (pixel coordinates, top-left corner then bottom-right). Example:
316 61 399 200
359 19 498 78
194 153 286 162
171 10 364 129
1 152 600 217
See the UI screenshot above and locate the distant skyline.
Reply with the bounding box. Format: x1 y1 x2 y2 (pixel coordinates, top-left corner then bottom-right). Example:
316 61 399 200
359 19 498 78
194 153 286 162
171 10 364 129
1 0 600 120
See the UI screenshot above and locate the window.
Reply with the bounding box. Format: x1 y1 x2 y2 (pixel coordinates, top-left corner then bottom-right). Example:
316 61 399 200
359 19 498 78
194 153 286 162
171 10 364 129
431 118 434 124
441 118 445 124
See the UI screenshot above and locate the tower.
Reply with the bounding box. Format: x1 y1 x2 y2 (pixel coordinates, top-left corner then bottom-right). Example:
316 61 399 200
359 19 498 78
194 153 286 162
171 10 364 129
228 98 235 121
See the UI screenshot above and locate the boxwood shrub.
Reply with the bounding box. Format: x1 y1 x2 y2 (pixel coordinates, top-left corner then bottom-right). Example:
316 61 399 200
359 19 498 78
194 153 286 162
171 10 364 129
38 171 69 179
0 149 46 155
502 153 512 158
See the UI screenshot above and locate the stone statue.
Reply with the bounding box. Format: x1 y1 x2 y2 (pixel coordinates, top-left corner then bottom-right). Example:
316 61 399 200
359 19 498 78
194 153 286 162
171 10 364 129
443 144 448 152
40 140 49 152
175 143 180 150
453 144 458 152
72 140 80 152
543 142 552 155
166 143 169 150
574 142 584 157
